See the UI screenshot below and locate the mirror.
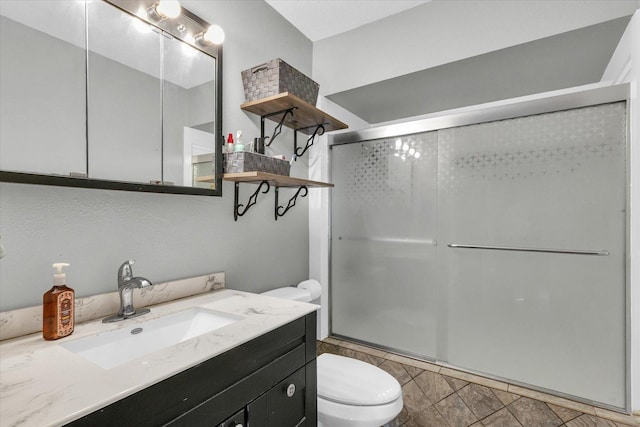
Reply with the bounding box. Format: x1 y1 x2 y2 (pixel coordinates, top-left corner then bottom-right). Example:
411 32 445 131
0 0 222 196
162 25 217 189
0 1 87 177
88 0 163 183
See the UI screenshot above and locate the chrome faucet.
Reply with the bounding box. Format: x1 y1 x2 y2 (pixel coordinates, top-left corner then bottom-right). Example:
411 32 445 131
103 259 153 323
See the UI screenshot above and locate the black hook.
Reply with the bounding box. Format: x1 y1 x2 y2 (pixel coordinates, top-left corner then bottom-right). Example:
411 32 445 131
294 124 325 160
275 186 308 220
264 109 295 147
235 181 270 221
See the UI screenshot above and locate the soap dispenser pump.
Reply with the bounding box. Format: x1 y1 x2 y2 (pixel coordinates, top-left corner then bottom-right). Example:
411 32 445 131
43 263 75 340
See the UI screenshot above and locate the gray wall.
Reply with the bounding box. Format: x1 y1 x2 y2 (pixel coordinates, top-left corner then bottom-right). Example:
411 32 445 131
313 0 640 97
0 0 313 311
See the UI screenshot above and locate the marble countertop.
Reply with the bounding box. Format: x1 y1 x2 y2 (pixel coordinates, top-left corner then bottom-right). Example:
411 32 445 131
0 290 318 427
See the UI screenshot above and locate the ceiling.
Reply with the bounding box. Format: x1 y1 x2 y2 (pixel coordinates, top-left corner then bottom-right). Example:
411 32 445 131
265 0 431 42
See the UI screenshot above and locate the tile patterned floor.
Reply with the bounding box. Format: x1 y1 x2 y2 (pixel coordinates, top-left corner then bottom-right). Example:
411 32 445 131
317 338 640 427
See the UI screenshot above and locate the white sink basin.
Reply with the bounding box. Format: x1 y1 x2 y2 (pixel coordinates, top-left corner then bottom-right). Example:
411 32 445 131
61 307 243 369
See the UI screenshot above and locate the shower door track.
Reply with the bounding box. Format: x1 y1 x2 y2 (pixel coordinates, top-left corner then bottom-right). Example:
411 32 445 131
331 83 630 146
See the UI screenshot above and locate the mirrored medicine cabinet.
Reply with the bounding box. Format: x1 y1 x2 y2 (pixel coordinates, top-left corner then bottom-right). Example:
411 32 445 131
0 0 223 196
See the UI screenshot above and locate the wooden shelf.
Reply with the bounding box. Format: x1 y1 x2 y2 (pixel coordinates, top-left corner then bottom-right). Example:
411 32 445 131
194 175 215 183
240 92 348 135
224 172 334 188
233 93 342 220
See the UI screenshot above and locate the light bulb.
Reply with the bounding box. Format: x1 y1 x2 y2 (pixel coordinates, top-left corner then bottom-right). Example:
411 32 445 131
395 139 402 150
402 143 409 152
409 148 415 156
414 152 421 159
155 0 181 19
194 24 225 46
206 25 225 44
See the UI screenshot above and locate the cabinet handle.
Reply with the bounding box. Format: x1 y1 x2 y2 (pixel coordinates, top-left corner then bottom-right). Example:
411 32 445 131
251 65 268 74
286 383 296 398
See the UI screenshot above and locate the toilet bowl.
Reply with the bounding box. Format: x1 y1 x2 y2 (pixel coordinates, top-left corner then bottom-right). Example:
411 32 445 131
317 353 403 427
261 283 403 427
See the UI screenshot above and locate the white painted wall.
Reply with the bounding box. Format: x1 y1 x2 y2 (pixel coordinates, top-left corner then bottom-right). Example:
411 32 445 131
602 11 640 414
309 98 369 339
0 0 313 311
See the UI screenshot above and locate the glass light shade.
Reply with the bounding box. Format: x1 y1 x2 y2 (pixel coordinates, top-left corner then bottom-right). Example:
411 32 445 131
204 24 225 44
155 0 181 19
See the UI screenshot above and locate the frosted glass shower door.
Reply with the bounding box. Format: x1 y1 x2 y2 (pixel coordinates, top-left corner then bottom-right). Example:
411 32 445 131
331 133 438 357
437 102 627 408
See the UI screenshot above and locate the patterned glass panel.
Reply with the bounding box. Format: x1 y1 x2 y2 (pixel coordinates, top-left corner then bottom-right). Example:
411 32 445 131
437 102 627 408
331 132 438 357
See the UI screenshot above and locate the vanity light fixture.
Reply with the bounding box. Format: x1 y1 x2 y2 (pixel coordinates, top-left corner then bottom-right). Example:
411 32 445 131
194 24 225 46
107 0 221 57
147 0 181 21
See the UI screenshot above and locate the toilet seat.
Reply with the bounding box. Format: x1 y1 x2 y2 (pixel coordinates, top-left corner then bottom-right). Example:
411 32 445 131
317 354 401 406
318 393 404 427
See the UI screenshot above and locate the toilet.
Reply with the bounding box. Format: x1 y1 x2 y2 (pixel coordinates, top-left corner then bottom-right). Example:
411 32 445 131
262 282 403 427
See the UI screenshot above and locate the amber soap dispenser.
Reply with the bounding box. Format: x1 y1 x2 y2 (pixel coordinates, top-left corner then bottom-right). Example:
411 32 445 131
43 263 75 340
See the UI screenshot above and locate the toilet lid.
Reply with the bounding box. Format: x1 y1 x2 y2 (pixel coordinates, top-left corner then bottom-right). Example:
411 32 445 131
317 353 402 406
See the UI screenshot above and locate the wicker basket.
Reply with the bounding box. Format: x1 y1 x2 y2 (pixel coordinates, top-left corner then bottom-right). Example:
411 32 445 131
225 152 290 176
242 58 319 105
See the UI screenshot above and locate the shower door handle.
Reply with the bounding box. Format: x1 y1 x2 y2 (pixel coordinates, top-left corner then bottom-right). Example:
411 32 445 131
447 243 609 256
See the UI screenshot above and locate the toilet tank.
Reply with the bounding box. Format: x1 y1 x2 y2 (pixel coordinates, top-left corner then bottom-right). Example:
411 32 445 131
261 286 321 337
262 286 313 302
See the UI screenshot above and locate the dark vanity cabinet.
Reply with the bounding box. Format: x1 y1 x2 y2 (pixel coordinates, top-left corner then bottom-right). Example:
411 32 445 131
67 312 317 427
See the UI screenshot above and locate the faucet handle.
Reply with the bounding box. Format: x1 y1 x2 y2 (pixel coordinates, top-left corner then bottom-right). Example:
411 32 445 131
118 259 135 283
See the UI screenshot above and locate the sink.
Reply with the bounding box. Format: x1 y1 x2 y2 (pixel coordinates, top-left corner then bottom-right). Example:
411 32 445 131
61 307 243 369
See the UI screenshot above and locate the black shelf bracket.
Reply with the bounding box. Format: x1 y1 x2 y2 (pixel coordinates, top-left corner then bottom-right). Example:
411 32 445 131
262 108 296 148
275 186 308 220
234 181 270 221
293 124 325 161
